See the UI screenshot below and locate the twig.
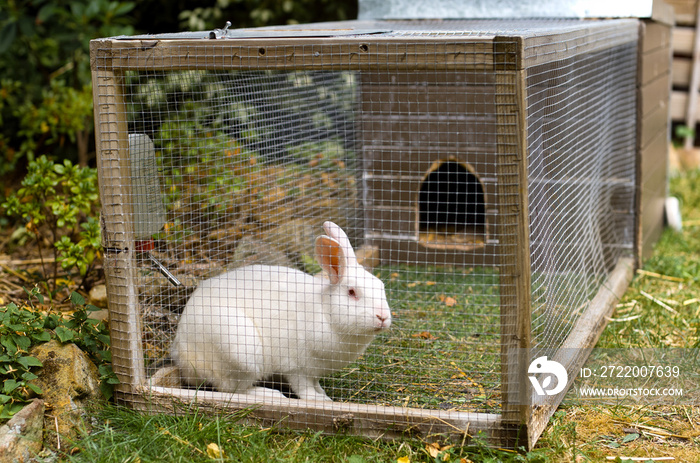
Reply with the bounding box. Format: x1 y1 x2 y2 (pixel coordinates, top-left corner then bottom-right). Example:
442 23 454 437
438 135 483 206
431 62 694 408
605 314 641 322
0 263 31 282
683 406 696 430
636 269 685 282
639 290 679 315
605 457 673 461
612 419 688 439
0 257 57 266
347 380 374 401
51 414 61 451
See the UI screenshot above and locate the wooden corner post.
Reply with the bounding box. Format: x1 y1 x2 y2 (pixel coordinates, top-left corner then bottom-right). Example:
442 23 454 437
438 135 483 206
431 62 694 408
493 36 533 448
90 39 145 402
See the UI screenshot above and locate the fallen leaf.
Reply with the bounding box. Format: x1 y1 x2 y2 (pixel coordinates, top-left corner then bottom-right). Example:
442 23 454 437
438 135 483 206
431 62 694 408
397 457 411 463
412 331 437 340
427 443 441 458
206 443 225 459
444 296 457 307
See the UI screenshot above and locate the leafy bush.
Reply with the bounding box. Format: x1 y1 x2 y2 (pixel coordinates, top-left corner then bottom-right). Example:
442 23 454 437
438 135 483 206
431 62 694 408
0 288 117 421
0 0 136 173
2 155 101 291
178 0 357 31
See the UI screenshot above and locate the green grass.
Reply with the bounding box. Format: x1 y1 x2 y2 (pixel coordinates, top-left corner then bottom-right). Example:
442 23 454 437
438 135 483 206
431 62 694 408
323 265 502 412
59 401 545 463
57 169 700 462
598 169 700 350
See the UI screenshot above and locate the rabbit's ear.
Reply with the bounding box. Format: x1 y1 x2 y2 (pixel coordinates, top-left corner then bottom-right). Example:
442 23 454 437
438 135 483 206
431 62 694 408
315 235 346 285
322 222 357 263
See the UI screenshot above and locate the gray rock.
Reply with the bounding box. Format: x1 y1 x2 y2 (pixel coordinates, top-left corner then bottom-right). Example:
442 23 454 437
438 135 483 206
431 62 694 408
87 285 108 309
0 399 44 462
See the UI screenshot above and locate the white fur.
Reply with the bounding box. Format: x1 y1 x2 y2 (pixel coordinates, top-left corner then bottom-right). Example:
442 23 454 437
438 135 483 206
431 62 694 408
171 221 391 401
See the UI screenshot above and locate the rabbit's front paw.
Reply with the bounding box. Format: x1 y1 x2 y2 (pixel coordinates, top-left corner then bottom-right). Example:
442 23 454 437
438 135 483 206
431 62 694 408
290 376 332 401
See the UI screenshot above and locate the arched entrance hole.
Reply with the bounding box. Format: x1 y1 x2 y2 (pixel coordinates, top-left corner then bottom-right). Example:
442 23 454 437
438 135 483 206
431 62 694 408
417 160 487 249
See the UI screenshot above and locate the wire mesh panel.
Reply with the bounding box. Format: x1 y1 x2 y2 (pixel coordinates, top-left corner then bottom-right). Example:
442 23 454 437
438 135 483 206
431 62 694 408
91 18 638 448
527 38 638 354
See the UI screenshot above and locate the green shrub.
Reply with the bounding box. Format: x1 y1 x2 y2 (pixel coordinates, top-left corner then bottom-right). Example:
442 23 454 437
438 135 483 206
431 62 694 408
2 155 101 291
0 0 136 173
0 288 117 421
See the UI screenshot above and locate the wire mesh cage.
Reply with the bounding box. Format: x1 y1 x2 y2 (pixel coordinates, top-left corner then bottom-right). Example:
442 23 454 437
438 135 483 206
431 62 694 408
90 19 640 448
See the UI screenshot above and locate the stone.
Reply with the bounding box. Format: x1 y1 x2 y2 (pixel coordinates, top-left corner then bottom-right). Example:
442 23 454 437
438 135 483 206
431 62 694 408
0 399 44 463
87 284 108 308
29 341 101 450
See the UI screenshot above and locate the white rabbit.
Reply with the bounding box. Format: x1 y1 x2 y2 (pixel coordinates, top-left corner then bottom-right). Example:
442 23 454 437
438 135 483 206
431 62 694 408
171 221 391 401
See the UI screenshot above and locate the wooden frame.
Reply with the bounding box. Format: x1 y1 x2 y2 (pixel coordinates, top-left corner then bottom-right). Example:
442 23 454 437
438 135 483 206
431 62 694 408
91 19 641 449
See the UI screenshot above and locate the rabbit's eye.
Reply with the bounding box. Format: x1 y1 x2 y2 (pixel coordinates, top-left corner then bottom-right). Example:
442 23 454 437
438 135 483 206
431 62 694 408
348 288 359 300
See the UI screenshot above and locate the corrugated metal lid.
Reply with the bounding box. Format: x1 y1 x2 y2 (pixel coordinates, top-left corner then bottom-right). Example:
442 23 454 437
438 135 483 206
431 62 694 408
359 0 673 25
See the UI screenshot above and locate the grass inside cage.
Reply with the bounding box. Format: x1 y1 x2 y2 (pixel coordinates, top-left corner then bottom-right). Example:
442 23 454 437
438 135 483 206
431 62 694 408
142 263 502 413
322 264 502 412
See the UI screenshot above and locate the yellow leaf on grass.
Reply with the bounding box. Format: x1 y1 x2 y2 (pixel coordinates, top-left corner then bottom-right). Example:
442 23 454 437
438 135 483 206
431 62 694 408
412 331 437 340
427 443 441 458
444 296 457 307
397 456 411 463
206 443 225 459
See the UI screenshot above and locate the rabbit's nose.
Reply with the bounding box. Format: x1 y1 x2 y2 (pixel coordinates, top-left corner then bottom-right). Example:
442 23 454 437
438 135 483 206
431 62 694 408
376 312 390 328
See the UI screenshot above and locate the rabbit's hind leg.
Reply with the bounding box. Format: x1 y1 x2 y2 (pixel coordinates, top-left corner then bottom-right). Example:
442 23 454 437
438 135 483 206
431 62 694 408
214 314 266 394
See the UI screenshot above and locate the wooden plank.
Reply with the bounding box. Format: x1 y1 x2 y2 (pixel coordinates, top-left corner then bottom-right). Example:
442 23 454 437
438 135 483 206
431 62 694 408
672 27 695 55
360 116 497 147
665 0 698 26
90 41 145 397
669 89 700 120
640 195 667 261
641 130 669 185
94 37 495 71
640 73 671 117
528 257 635 445
640 21 672 54
520 20 638 69
641 48 671 85
361 71 496 86
640 102 670 149
362 148 499 178
639 129 669 261
95 19 638 73
135 386 518 446
360 84 495 115
493 36 532 448
673 57 692 87
671 90 686 119
368 237 501 267
684 5 700 148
